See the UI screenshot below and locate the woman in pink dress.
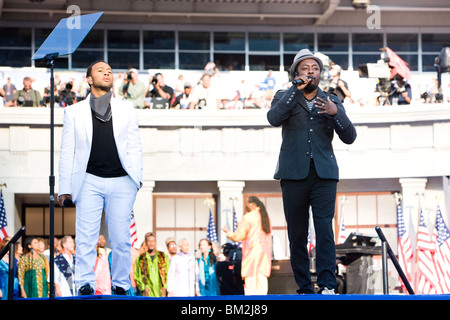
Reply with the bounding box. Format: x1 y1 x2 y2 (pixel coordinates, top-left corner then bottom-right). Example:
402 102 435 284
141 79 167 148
222 196 272 295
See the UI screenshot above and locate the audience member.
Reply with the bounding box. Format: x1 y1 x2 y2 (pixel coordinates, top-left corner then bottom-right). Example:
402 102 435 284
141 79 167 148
261 70 276 99
174 74 185 96
248 84 271 109
119 68 146 109
130 245 140 295
43 85 61 107
222 196 272 295
18 237 49 298
0 237 21 300
60 82 78 107
167 239 196 297
134 232 170 297
389 74 412 105
94 234 111 295
196 239 220 296
327 64 353 104
171 82 192 109
43 237 62 260
188 73 220 109
0 239 11 299
14 77 42 107
215 243 244 295
37 237 47 256
147 73 174 109
53 235 76 297
3 77 16 107
165 237 178 260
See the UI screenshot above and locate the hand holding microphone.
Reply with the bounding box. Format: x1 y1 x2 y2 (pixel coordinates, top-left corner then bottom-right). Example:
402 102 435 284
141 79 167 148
292 75 314 90
63 198 74 207
58 194 74 207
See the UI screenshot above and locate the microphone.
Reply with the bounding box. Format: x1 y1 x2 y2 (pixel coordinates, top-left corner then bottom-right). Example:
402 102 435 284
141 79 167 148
63 198 74 208
292 76 314 86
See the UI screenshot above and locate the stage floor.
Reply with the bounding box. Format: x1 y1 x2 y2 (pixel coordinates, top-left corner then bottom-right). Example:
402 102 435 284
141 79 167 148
15 292 450 301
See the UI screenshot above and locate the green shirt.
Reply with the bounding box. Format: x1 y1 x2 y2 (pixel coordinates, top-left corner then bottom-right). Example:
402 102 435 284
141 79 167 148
119 81 146 109
134 251 170 297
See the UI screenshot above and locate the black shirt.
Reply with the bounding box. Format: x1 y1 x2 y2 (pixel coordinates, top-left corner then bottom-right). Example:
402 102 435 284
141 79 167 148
148 85 174 100
86 110 128 178
215 260 245 295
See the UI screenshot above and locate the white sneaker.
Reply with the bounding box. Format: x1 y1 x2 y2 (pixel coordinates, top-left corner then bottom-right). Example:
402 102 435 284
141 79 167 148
319 287 335 295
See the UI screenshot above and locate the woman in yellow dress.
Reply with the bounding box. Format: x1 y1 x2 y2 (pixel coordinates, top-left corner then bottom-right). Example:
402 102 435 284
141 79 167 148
18 237 49 298
222 196 272 295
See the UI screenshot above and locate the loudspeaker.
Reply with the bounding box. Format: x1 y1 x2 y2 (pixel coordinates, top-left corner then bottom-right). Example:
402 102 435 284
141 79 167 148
268 260 298 294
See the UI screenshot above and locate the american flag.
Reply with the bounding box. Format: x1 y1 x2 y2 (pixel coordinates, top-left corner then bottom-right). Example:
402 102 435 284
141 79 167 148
416 208 438 294
307 208 315 254
307 231 315 254
206 209 218 243
397 202 413 290
232 205 241 247
337 215 347 245
432 206 450 293
0 191 8 240
130 211 137 247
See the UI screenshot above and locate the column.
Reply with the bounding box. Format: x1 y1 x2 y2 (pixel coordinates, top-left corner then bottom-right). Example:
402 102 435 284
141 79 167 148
399 178 427 233
217 181 245 244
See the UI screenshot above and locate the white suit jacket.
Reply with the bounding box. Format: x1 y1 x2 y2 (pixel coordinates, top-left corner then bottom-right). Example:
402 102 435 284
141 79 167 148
58 94 143 202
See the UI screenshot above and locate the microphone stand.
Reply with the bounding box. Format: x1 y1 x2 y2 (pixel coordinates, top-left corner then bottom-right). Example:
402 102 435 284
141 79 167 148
44 52 59 300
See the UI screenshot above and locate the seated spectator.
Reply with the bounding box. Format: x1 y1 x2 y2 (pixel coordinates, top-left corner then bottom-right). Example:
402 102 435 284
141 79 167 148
43 85 61 107
14 77 42 107
328 64 353 104
3 77 16 107
119 68 146 109
147 73 174 109
261 70 276 100
188 73 221 110
59 82 77 107
171 82 192 109
248 84 271 109
174 74 185 96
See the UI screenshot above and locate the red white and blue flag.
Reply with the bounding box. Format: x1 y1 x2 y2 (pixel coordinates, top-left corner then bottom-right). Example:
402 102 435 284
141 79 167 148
130 212 137 247
338 215 347 245
397 202 413 290
207 209 218 243
416 208 438 294
432 206 450 293
0 191 8 240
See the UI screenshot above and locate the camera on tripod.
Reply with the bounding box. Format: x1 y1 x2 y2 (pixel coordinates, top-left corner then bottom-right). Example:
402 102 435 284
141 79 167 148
434 47 450 103
357 51 393 105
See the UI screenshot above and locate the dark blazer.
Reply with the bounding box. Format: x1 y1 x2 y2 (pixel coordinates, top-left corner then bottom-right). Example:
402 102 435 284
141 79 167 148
267 86 356 181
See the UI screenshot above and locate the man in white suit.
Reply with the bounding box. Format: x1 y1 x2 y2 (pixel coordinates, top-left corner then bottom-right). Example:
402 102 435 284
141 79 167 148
58 60 143 295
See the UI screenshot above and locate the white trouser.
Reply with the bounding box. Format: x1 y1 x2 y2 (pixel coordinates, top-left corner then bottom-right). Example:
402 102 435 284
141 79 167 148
74 173 137 293
244 273 268 296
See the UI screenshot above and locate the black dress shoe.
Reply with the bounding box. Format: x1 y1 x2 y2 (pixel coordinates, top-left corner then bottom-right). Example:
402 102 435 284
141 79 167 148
79 284 94 296
112 286 127 295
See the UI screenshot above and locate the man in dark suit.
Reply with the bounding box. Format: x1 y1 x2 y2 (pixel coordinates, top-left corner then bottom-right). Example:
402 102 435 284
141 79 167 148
267 49 357 294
